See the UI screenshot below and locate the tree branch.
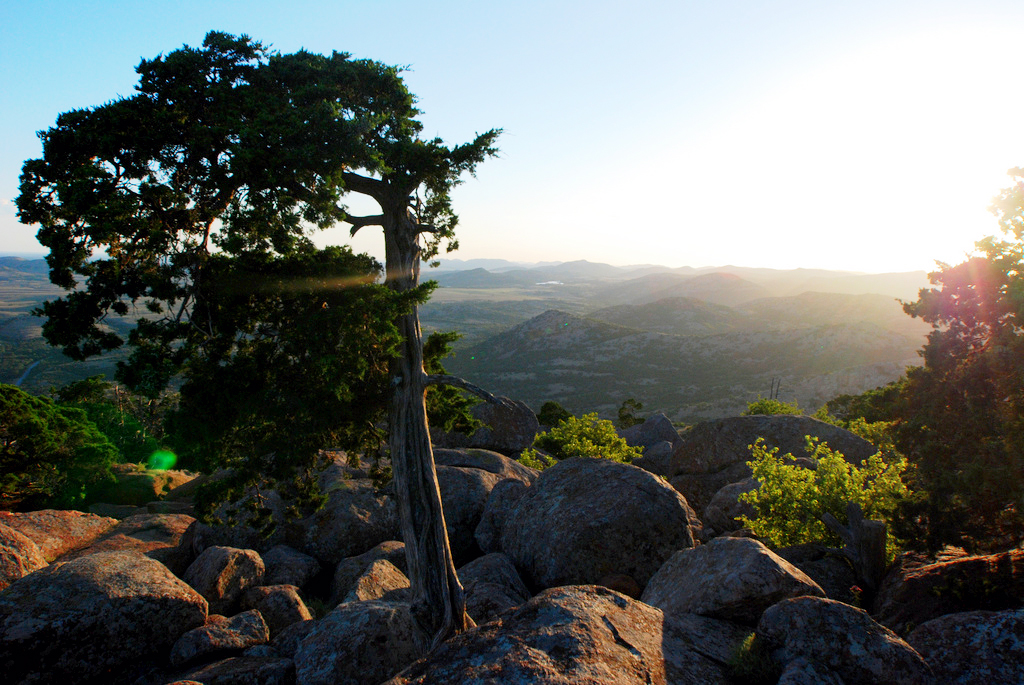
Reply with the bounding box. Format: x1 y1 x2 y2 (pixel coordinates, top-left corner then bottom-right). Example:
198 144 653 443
346 214 384 237
423 374 516 408
341 171 386 199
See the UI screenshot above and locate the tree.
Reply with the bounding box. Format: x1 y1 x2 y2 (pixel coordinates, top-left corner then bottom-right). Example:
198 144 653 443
0 384 118 510
616 397 645 428
519 412 644 470
17 32 500 644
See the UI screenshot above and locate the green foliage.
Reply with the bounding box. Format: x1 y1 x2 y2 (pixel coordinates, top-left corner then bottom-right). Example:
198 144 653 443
54 376 161 464
743 396 802 416
0 383 117 510
536 400 571 428
518 412 643 470
739 437 910 559
616 397 645 428
728 633 781 685
423 331 482 435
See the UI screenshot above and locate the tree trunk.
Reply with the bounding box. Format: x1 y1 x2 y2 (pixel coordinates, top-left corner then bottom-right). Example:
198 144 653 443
382 199 471 648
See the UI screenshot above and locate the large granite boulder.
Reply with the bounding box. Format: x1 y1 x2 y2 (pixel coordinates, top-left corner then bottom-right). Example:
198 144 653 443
498 458 701 590
458 552 532 624
343 559 411 603
906 608 1024 684
330 540 407 605
169 609 270 667
872 548 1024 635
667 416 876 512
642 537 825 625
775 542 859 604
0 550 207 684
466 397 541 454
701 478 758 536
0 509 117 561
385 585 736 684
293 600 430 685
434 447 539 483
241 585 313 637
183 545 265 615
169 656 295 685
756 596 932 685
60 512 197 575
474 478 530 554
261 544 321 589
0 522 47 590
302 478 400 566
436 464 504 565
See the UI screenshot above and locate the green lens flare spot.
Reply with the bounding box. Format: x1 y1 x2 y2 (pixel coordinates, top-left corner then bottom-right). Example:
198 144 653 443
147 450 177 471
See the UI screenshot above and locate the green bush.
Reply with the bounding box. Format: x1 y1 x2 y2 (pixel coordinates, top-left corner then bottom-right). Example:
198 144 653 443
518 412 643 470
738 437 910 560
743 397 802 416
0 383 118 510
536 400 572 428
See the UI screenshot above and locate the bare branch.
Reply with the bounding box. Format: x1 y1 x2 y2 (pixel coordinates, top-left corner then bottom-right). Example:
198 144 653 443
341 171 385 199
346 214 384 237
424 374 517 408
416 223 439 235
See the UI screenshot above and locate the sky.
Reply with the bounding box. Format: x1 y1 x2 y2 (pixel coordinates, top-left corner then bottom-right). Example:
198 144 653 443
4 1 1024 273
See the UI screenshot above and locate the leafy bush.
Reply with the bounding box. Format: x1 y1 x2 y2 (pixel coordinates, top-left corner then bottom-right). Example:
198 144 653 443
536 400 571 428
616 398 645 428
0 383 118 510
743 397 801 416
54 376 161 464
518 412 643 470
738 437 910 559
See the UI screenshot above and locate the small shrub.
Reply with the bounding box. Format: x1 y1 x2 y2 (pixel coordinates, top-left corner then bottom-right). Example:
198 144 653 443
739 437 910 560
616 398 645 428
743 397 801 416
518 412 643 470
536 400 572 428
728 633 781 684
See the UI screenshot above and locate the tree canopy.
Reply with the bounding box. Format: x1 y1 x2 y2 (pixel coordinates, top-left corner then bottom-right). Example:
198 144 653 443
17 31 500 644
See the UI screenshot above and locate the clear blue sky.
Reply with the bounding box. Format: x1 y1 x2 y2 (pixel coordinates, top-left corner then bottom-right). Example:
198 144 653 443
5 1 1024 272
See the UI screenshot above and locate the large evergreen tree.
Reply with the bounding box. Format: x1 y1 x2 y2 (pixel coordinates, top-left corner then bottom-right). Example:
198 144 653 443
17 32 500 643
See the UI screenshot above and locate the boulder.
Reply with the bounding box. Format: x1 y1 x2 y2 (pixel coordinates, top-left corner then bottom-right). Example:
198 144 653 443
343 558 411 603
619 413 681 456
330 540 407 605
459 397 540 454
776 657 846 684
499 458 700 590
701 478 758 536
183 546 266 615
757 596 932 685
0 522 47 590
59 513 197 575
302 478 400 566
170 656 295 685
0 509 117 561
241 585 313 637
906 608 1024 684
170 610 270 667
385 585 734 684
642 537 825 625
458 552 532 624
872 548 1024 634
293 600 430 685
189 489 295 554
667 416 876 512
775 543 859 604
434 447 540 483
261 544 321 589
474 478 530 554
271 618 320 660
0 550 207 684
436 463 503 565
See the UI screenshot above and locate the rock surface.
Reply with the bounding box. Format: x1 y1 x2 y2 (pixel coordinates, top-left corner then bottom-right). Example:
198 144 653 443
170 609 270 667
0 509 117 561
436 464 503 565
330 540 407 605
60 512 196 575
474 478 530 554
343 558 411 603
261 544 321 588
0 550 207 684
241 585 313 637
294 600 429 685
0 522 47 590
499 458 700 589
906 608 1024 684
183 545 266 615
385 585 734 684
757 596 932 685
302 478 400 565
642 537 825 625
458 552 532 624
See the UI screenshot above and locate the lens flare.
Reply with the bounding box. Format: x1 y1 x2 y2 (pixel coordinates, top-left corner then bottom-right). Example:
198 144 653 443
148 449 178 471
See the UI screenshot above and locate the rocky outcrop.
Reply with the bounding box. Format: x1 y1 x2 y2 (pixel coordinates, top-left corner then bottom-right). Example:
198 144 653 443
0 509 117 561
458 552 532 624
183 546 266 615
302 478 400 566
906 608 1024 684
775 543 859 604
498 458 700 590
701 478 758 536
467 397 541 454
343 559 411 603
0 550 207 684
60 512 197 575
330 540 407 605
872 548 1024 634
757 596 932 684
169 656 295 685
89 463 197 506
434 447 539 483
261 544 321 589
169 609 270 667
474 478 530 554
385 585 735 684
241 585 313 637
436 464 504 565
0 522 47 590
642 537 825 625
293 600 430 685
667 415 876 511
